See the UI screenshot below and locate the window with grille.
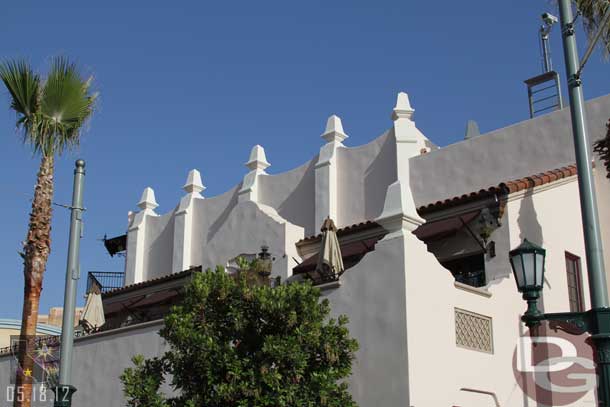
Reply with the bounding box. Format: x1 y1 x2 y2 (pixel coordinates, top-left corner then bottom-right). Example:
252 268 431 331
565 252 584 312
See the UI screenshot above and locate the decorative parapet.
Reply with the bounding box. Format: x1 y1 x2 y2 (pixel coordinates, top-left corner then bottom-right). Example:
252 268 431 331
392 92 429 181
315 114 347 229
173 169 206 273
377 92 427 239
238 145 270 203
376 180 424 239
125 187 159 284
137 187 158 213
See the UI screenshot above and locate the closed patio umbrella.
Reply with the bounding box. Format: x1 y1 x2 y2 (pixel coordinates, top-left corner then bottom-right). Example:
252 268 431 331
316 217 344 281
80 281 105 332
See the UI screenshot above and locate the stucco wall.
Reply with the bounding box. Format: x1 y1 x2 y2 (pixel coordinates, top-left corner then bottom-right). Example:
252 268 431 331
409 94 610 207
505 178 591 311
258 159 317 236
321 176 595 406
199 201 304 280
322 235 410 406
190 185 240 268
337 131 397 228
145 211 175 280
0 320 166 407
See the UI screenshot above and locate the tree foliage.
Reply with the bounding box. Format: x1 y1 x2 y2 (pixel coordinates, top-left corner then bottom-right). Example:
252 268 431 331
121 266 359 407
594 119 610 179
574 0 610 55
0 57 97 157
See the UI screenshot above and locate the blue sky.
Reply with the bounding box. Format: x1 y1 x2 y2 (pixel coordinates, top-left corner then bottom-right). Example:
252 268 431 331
0 1 609 318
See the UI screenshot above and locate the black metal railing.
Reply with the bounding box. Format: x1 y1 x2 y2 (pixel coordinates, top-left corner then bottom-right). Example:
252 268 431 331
87 271 125 294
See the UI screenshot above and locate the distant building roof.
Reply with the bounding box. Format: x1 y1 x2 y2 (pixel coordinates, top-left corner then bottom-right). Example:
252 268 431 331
0 319 61 335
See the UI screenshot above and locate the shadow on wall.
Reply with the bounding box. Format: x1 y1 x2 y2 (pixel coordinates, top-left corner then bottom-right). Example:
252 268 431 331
207 186 240 242
147 212 176 280
277 160 316 236
364 132 397 221
518 188 544 248
517 188 549 301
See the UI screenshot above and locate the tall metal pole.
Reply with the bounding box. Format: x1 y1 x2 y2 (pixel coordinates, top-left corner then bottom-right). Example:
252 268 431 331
556 1 610 405
557 0 609 309
53 160 85 407
540 26 552 72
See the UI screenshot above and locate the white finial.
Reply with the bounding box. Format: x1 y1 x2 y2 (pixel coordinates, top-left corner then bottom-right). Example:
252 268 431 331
137 187 158 211
183 169 206 194
321 114 348 144
245 145 270 172
392 92 415 121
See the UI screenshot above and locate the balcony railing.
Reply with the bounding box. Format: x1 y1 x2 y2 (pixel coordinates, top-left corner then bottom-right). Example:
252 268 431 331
87 271 125 294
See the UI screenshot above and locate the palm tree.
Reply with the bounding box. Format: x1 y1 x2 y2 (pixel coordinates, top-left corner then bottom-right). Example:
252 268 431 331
574 0 610 55
0 57 96 407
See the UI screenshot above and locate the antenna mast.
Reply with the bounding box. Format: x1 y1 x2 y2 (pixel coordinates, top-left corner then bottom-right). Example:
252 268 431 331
523 12 563 118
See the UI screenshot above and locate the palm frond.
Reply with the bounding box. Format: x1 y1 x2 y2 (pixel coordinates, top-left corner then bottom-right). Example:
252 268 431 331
40 56 97 154
574 0 610 55
0 59 40 123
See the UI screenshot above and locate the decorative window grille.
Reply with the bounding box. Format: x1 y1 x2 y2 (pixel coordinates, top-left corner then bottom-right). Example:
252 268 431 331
455 308 494 353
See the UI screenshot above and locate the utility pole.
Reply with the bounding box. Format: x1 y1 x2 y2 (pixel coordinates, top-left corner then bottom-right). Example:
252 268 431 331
53 160 86 407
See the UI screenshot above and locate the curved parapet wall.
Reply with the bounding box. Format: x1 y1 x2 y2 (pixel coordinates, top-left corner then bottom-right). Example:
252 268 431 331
123 92 435 285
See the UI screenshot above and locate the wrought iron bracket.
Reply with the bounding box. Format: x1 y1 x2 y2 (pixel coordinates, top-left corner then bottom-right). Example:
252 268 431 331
563 22 575 36
522 307 610 338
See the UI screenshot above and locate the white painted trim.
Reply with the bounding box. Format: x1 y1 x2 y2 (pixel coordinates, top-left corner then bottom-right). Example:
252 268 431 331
454 281 492 298
74 319 164 343
316 280 342 291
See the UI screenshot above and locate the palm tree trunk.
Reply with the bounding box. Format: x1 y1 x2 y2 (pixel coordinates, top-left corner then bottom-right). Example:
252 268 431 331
14 154 54 407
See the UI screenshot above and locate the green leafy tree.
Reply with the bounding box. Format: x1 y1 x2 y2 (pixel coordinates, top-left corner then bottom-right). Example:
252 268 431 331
121 267 359 407
0 58 97 407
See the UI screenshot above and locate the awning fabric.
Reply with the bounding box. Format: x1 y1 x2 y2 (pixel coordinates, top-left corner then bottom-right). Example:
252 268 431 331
413 209 481 241
293 238 379 277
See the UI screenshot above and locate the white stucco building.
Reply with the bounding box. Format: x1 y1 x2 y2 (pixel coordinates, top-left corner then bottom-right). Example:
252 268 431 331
2 92 610 406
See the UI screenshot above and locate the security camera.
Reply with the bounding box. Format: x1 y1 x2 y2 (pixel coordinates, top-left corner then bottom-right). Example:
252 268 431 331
542 12 558 25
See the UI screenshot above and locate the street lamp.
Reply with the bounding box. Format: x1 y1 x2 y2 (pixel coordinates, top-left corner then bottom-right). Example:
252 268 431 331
518 0 610 405
256 245 273 277
509 239 546 324
509 239 610 405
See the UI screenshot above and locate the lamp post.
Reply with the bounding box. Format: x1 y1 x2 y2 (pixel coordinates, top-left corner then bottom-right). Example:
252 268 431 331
52 160 86 407
511 0 610 405
555 0 609 311
510 239 610 406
